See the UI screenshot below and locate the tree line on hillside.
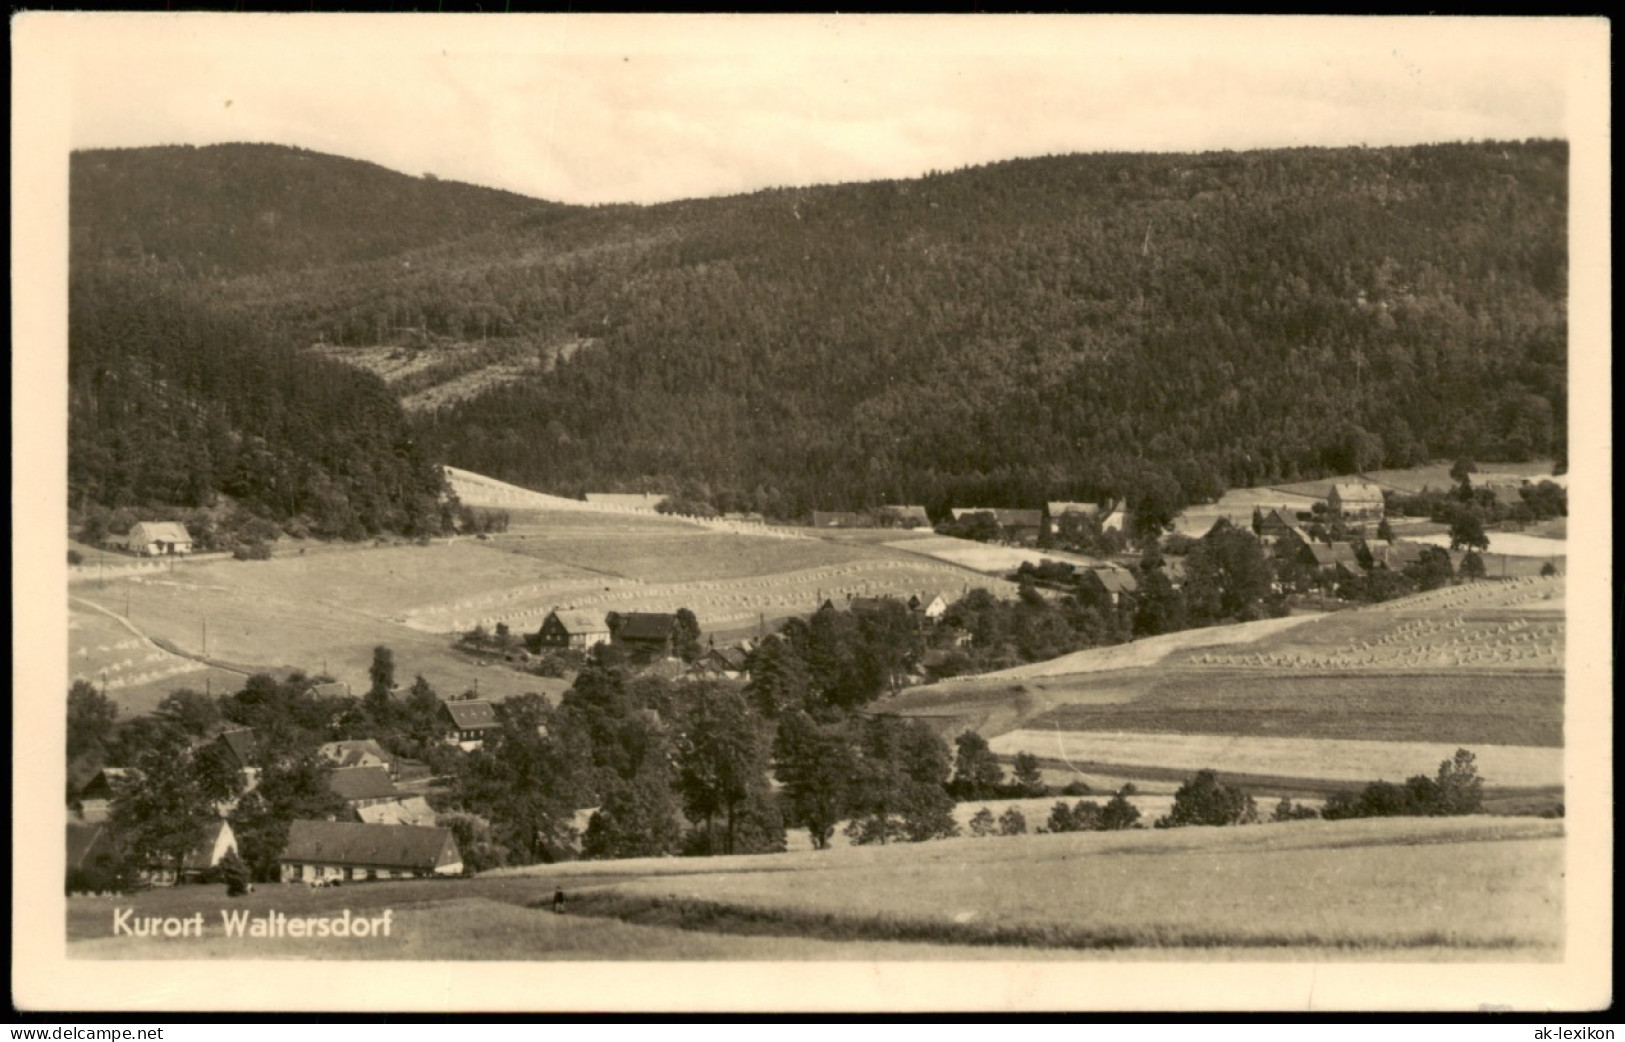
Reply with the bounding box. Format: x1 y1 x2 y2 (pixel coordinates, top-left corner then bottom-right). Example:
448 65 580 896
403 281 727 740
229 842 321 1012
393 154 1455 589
68 263 450 539
73 141 1566 526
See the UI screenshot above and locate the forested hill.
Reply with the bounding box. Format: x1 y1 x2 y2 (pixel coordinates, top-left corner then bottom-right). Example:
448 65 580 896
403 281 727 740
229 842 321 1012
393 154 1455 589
71 140 1568 524
71 144 565 277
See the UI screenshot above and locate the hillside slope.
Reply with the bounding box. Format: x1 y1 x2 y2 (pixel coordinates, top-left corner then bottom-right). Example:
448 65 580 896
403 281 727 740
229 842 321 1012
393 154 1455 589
71 141 1569 523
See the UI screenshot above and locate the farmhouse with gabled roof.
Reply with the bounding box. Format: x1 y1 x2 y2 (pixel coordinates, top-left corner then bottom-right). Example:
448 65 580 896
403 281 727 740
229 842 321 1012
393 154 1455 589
108 521 194 557
1326 482 1386 519
278 820 463 883
536 609 612 651
438 699 501 750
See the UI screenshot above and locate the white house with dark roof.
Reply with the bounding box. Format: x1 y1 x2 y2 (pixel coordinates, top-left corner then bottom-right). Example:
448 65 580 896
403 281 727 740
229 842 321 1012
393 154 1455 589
108 521 194 556
1326 482 1386 519
438 699 502 750
536 609 612 651
277 820 462 883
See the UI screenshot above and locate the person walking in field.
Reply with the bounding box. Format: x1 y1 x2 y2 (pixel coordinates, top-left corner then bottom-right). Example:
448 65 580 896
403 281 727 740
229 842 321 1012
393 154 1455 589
553 887 566 914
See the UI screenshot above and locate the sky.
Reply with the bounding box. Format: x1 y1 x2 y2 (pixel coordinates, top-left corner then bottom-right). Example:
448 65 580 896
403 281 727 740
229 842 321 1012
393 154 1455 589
31 14 1599 206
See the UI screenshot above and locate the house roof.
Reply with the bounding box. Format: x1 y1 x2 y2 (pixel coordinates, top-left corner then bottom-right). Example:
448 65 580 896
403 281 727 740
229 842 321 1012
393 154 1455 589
1047 501 1100 518
442 699 500 731
711 647 750 671
128 521 192 544
1329 482 1385 504
215 728 257 768
80 767 136 801
354 797 438 828
1306 543 1360 567
951 508 1043 527
180 820 235 870
616 612 680 642
811 511 864 527
876 505 931 524
544 609 610 635
317 739 394 769
328 766 399 803
1088 567 1139 594
278 820 457 870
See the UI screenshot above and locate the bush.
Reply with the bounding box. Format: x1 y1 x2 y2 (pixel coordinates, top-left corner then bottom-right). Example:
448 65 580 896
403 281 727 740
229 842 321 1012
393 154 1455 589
232 541 273 561
968 807 997 837
997 806 1027 836
1098 791 1141 830
1156 769 1258 828
1271 797 1320 822
68 549 84 566
1059 780 1093 797
219 849 251 896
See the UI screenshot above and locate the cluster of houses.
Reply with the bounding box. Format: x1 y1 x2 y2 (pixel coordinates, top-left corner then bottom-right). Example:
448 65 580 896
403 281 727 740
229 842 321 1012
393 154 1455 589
68 730 466 891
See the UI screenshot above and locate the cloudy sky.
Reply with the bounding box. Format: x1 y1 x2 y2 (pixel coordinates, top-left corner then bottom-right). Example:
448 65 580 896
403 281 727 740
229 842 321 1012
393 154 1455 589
34 15 1600 204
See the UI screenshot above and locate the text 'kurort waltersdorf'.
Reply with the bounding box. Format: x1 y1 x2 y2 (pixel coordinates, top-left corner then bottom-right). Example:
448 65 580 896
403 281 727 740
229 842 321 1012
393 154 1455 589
111 908 394 939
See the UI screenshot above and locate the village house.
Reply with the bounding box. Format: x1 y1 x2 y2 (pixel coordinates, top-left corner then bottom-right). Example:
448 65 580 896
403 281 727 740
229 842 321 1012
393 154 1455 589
353 795 438 828
106 521 194 557
1099 507 1129 534
277 820 463 884
1078 565 1139 605
908 592 949 622
1301 542 1362 579
1045 501 1100 536
874 505 932 528
210 728 260 792
438 699 502 751
609 612 683 659
318 738 397 777
536 609 612 651
1326 482 1386 520
1368 541 1429 571
327 766 401 810
68 819 240 889
76 767 134 823
950 508 1045 545
694 644 751 680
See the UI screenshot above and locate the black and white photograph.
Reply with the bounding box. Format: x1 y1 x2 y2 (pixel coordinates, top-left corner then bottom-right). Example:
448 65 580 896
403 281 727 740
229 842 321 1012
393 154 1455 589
12 13 1611 1014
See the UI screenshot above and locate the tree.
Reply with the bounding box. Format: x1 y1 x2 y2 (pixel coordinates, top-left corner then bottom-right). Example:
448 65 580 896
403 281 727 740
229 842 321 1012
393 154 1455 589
675 688 772 855
997 806 1027 836
218 849 251 896
773 711 855 850
1099 791 1141 830
1449 457 1478 484
1460 550 1487 580
1184 521 1272 623
365 645 396 722
230 752 347 881
1375 517 1394 543
436 811 510 873
745 637 812 718
950 730 1004 799
844 716 957 845
110 725 241 881
584 754 684 860
68 680 119 762
457 694 586 864
1011 752 1047 797
1447 508 1489 552
1433 748 1484 816
1271 797 1319 822
968 807 997 837
1405 546 1456 591
156 688 220 738
1540 561 1558 577
1156 769 1257 827
673 608 703 663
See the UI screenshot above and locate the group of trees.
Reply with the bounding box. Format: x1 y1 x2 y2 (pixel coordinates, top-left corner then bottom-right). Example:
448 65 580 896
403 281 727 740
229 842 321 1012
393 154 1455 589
69 264 451 539
1321 749 1486 820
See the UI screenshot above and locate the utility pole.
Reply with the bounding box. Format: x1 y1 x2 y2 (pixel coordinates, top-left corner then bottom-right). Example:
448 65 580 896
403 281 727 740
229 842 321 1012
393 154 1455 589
202 618 208 658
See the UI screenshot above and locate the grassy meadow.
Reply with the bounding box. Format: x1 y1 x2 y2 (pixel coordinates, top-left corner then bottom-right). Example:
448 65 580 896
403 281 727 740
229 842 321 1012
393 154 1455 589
70 816 1563 960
